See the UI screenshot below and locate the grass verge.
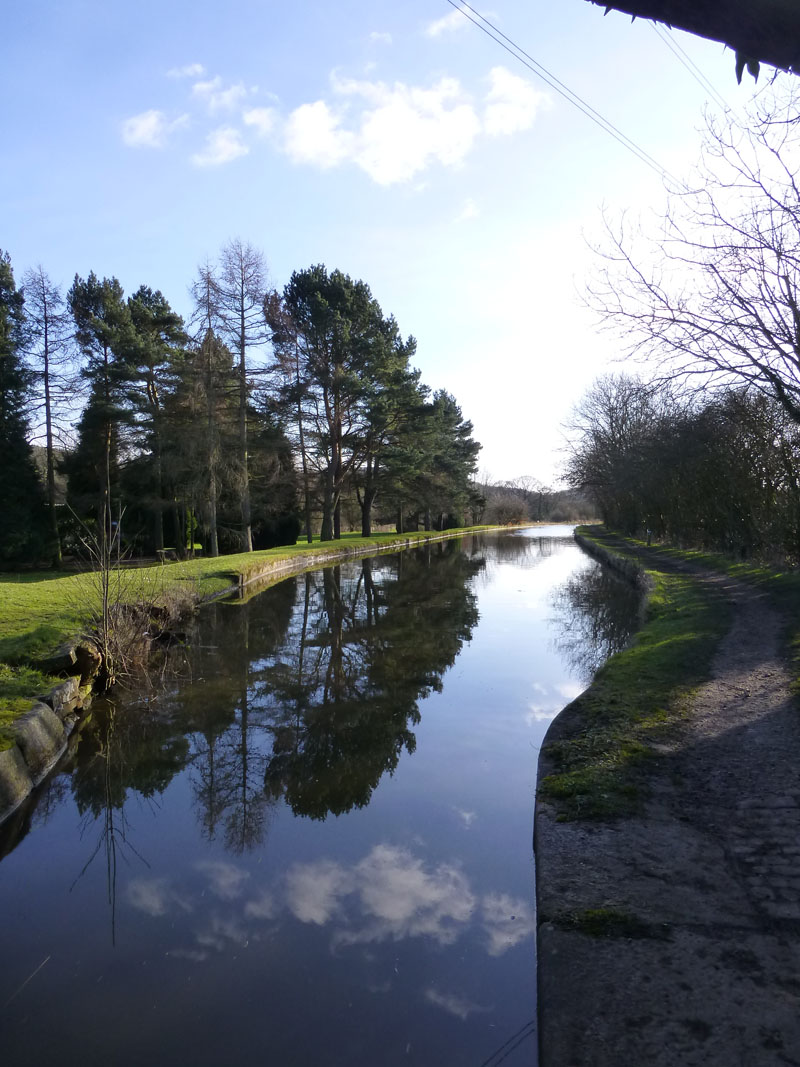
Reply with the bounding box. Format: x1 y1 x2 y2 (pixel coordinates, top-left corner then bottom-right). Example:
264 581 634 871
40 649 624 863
538 527 732 820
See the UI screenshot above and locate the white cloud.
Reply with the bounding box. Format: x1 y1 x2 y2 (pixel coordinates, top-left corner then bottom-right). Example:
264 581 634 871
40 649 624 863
281 68 543 186
243 106 278 137
284 101 355 169
425 7 470 37
285 75 480 185
191 126 249 167
167 62 206 79
369 31 392 45
121 109 188 148
195 860 250 900
456 198 480 222
193 76 250 113
484 66 548 136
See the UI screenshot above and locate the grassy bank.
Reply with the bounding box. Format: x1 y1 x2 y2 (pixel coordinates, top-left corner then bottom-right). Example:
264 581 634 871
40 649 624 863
617 538 800 692
0 526 499 745
538 527 733 820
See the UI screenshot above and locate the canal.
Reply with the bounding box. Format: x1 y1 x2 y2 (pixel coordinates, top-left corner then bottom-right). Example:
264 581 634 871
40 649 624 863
0 527 641 1066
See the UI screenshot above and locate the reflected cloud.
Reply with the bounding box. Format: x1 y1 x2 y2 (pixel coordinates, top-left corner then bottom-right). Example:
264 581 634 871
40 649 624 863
286 860 354 924
346 845 475 947
556 681 584 702
244 890 277 920
128 877 191 917
425 987 491 1021
525 679 586 726
167 947 208 963
481 893 536 957
195 860 250 901
285 846 476 948
526 703 560 725
126 843 534 966
196 914 248 951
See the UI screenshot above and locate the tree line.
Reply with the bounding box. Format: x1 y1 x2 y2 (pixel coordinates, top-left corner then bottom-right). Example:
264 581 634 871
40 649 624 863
0 242 482 566
566 374 800 559
570 82 800 563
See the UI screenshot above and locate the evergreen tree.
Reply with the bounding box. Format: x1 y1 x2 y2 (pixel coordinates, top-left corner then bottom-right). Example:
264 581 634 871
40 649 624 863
276 265 414 541
402 390 481 530
0 250 47 563
66 273 132 534
121 286 187 551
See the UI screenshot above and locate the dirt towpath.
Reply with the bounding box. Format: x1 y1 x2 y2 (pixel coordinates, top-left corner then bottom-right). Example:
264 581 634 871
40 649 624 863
535 553 800 1066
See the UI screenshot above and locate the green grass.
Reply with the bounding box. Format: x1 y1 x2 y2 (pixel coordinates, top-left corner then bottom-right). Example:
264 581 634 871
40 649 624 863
539 527 733 820
0 525 499 725
0 664 64 751
551 907 671 940
622 538 800 692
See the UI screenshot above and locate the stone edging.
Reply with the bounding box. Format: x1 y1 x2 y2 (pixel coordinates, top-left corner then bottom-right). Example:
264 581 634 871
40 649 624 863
217 529 491 600
0 676 93 824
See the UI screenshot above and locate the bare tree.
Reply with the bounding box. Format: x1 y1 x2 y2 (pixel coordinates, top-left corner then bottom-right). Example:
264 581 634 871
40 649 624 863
216 240 270 552
588 82 800 423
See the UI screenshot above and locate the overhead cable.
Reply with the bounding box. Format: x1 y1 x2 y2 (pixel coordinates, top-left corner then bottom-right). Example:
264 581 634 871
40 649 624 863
443 0 683 188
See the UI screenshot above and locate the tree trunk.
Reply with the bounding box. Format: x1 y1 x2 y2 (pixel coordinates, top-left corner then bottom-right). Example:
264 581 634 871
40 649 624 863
238 308 252 552
42 315 61 566
321 465 335 541
360 486 377 537
207 476 219 557
295 343 313 543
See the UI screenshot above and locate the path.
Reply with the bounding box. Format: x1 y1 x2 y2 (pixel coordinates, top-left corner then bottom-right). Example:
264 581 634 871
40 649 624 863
536 556 800 1066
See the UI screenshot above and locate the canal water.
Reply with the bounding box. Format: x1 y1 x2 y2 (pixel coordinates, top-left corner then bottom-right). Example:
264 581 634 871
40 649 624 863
0 528 640 1067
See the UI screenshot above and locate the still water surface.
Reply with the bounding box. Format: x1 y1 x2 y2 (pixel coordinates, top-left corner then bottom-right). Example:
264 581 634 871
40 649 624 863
0 528 640 1066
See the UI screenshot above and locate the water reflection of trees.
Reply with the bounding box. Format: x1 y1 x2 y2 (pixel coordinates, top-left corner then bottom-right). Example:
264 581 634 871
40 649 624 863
550 561 642 682
476 532 573 566
181 577 298 852
1 544 483 867
258 544 483 819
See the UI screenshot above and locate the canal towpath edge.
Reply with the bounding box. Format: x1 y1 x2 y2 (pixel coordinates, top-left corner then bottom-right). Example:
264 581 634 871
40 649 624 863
535 532 800 1066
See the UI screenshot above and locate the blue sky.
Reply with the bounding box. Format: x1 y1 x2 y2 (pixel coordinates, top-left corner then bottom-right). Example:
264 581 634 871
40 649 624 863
3 0 758 483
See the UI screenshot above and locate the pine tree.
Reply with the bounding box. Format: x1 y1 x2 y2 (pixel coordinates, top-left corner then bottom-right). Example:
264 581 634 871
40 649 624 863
0 250 47 563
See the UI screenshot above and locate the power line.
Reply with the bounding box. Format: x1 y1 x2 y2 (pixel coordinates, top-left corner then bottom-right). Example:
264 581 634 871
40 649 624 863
444 0 682 187
650 22 732 113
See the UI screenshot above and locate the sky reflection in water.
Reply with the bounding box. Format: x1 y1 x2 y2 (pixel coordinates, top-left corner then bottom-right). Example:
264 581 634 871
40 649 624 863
0 529 640 1067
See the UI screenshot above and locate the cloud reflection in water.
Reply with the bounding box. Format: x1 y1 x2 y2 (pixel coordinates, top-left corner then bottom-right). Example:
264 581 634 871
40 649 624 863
127 843 534 963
